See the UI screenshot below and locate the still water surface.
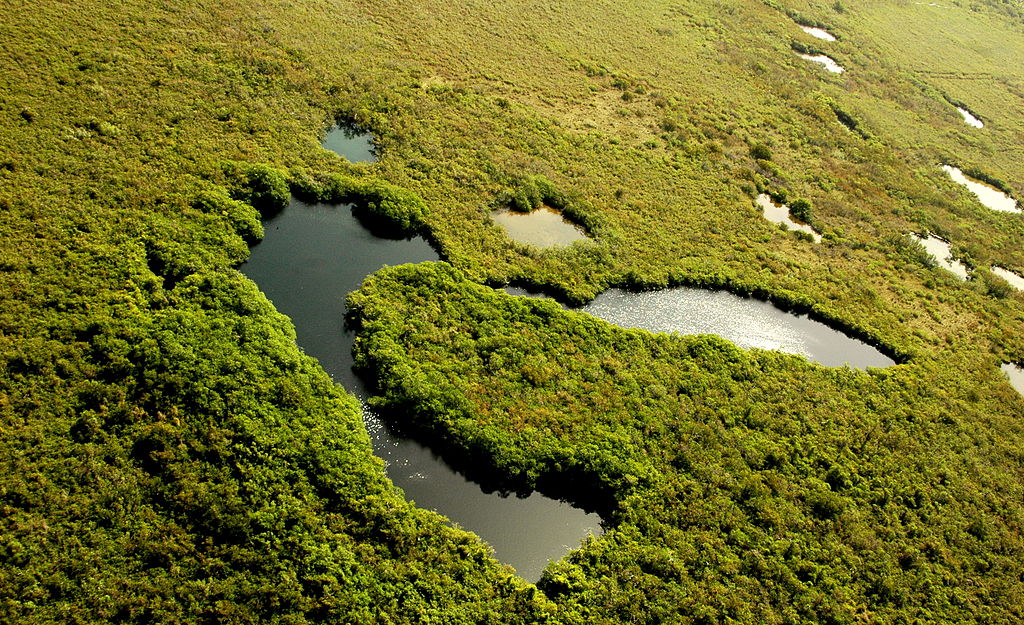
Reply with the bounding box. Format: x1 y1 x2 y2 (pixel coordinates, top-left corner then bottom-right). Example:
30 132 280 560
507 287 894 369
991 267 1024 290
942 165 1018 213
1001 363 1024 396
800 25 837 41
241 132 601 582
243 202 600 581
492 207 590 247
798 53 845 73
911 233 969 280
756 194 822 242
322 124 377 162
957 107 984 128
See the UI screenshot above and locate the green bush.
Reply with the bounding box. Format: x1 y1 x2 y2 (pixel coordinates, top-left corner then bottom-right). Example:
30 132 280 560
350 179 429 236
222 161 290 217
749 143 773 161
789 198 812 223
192 189 264 242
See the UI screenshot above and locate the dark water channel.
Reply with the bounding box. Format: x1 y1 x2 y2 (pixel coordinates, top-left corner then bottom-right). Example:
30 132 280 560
241 129 600 582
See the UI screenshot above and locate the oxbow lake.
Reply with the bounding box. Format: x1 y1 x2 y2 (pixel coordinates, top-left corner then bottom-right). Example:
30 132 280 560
507 287 895 369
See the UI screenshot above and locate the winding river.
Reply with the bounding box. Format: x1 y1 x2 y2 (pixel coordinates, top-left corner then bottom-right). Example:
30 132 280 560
244 126 897 583
241 127 601 582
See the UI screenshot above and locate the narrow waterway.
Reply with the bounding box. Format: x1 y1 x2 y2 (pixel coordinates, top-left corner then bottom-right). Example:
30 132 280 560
241 129 600 582
942 165 1018 213
911 233 970 279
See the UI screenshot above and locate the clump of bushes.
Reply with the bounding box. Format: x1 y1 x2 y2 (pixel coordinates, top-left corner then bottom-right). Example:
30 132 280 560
497 175 568 213
192 189 264 242
832 106 870 139
288 170 429 238
351 180 429 237
789 198 813 223
791 40 823 56
749 143 772 161
221 161 290 217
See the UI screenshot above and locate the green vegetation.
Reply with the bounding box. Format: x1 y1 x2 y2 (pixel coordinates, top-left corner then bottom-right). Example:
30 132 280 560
789 198 813 223
4 0 1024 622
350 262 1024 624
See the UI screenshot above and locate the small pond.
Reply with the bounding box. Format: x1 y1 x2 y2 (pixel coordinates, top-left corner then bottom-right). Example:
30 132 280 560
991 267 1024 290
798 53 845 73
911 233 969 279
800 25 837 41
957 107 984 129
507 287 894 369
241 133 601 582
323 123 377 162
492 206 590 247
756 194 822 242
942 165 1018 213
1000 363 1024 396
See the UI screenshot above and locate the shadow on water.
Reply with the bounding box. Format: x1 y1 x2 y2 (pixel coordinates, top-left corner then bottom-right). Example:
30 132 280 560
322 123 377 163
242 125 601 581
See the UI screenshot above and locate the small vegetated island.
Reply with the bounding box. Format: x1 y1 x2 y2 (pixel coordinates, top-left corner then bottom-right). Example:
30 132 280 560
4 0 1024 624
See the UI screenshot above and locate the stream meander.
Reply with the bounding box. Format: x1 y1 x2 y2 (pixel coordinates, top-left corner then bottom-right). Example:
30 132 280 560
242 128 601 582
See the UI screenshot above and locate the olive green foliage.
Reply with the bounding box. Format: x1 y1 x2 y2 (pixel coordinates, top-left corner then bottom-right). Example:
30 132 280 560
5 0 1024 622
351 179 429 236
788 198 812 223
749 143 773 161
831 106 870 139
789 40 822 56
192 189 264 242
291 172 428 236
351 262 1024 624
222 161 291 217
0 0 548 621
499 175 566 213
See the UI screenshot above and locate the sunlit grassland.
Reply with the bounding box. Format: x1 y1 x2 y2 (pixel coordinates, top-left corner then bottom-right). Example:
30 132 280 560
254 0 1024 362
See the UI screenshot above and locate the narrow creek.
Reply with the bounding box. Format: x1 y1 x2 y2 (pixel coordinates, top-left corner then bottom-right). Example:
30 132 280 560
241 127 601 582
942 165 1019 213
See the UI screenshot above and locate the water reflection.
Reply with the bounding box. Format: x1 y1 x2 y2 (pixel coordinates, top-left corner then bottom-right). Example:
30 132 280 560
322 124 377 162
942 165 1018 213
991 267 1024 290
798 53 845 73
911 233 969 279
957 107 984 129
800 25 837 41
507 287 894 369
492 206 590 247
1000 363 1024 396
756 194 822 242
243 201 601 581
243 128 601 581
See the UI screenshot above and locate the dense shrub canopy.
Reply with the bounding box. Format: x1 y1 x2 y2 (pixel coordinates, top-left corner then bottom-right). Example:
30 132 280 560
3 0 1024 622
